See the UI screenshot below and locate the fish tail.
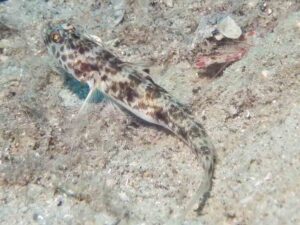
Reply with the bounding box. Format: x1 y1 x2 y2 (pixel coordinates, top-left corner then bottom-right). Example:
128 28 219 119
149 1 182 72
165 103 215 211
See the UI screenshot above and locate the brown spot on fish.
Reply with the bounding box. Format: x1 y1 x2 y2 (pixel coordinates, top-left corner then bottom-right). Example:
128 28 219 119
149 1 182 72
125 86 139 102
68 54 74 60
78 46 85 54
145 85 162 99
154 108 169 124
100 50 123 69
111 83 117 93
143 68 150 74
104 66 118 75
61 55 67 61
101 75 107 81
102 50 114 61
74 69 81 76
80 63 98 72
109 58 122 70
115 82 130 101
137 101 147 109
119 82 127 90
60 46 64 51
128 73 142 86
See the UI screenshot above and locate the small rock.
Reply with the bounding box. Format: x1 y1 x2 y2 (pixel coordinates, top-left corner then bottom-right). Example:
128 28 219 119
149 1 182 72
217 16 242 39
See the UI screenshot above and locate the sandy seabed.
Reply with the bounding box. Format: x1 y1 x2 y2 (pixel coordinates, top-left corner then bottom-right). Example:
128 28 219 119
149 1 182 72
0 1 299 224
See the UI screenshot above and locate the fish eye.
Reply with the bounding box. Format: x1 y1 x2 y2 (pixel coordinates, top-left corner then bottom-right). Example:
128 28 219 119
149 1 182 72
51 31 62 43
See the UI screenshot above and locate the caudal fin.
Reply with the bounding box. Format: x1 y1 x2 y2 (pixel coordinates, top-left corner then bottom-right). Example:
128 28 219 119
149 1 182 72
165 103 215 213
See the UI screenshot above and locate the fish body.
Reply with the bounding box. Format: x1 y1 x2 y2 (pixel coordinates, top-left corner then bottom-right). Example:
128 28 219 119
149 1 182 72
43 22 215 209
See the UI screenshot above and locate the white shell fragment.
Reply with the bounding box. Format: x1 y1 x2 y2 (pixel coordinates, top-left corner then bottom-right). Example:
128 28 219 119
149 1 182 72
217 16 242 39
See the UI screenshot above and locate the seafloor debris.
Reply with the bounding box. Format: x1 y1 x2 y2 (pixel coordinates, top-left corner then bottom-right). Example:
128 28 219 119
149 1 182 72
193 14 255 77
195 47 247 74
192 15 243 47
194 31 256 76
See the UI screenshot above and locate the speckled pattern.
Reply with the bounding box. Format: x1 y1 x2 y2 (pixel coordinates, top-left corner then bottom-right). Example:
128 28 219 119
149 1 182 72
43 22 216 210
